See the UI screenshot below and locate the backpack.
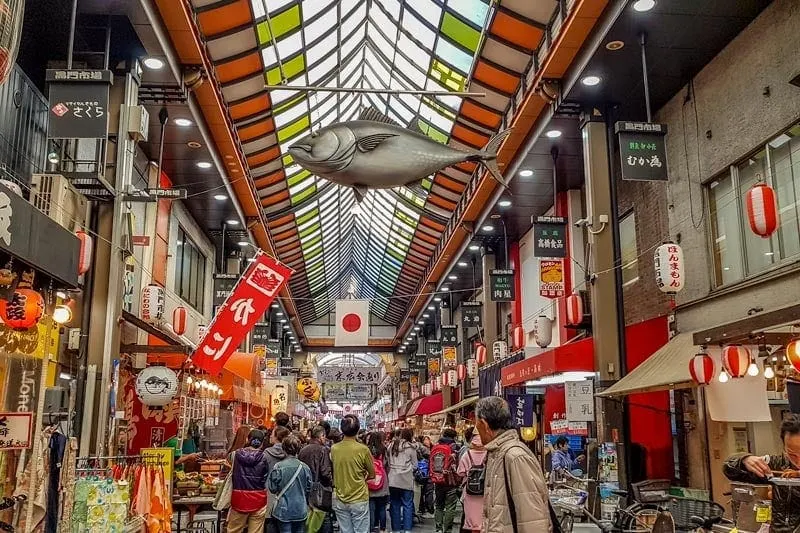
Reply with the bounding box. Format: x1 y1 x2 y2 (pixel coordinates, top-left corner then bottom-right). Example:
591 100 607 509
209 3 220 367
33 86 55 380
464 450 485 496
429 443 459 485
366 455 386 491
414 458 429 484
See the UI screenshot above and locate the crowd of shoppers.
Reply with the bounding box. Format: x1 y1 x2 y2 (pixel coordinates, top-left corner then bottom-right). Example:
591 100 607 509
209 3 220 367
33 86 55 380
218 397 554 533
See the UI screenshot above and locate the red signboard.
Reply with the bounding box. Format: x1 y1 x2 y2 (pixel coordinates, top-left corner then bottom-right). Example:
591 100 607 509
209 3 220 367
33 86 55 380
192 253 292 375
501 336 594 386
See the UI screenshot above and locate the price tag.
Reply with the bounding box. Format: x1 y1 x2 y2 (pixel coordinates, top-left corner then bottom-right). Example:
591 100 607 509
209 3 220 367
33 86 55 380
755 505 771 523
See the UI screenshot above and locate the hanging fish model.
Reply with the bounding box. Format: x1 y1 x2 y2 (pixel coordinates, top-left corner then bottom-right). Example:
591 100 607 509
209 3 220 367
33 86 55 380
288 108 512 202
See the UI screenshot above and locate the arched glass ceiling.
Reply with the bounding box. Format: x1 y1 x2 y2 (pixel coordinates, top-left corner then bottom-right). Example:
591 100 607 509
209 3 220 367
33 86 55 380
315 352 383 367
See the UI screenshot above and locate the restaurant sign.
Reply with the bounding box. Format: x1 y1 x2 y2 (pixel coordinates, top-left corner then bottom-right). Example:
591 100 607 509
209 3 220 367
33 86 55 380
441 325 458 346
46 69 112 139
539 259 565 299
317 365 383 384
506 395 535 427
461 301 482 328
489 269 514 302
533 217 567 258
615 121 668 181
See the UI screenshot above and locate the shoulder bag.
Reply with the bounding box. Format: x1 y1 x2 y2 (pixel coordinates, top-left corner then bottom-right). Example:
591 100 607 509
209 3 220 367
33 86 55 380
309 455 333 512
212 452 235 511
267 464 304 517
503 445 562 533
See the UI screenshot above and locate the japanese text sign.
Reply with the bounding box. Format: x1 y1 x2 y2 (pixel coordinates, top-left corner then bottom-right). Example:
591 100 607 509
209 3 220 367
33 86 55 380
442 346 457 368
461 301 482 328
251 323 270 344
192 253 292 375
426 339 442 359
46 69 112 139
428 358 441 375
489 269 515 302
264 358 279 378
539 259 565 299
533 217 567 258
654 243 684 293
213 274 239 306
317 365 383 384
565 380 595 422
441 325 458 346
615 121 668 181
506 395 535 428
0 412 33 450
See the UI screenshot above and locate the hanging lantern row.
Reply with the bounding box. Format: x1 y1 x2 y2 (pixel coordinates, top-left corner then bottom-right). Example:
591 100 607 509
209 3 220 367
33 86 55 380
689 352 716 385
173 306 187 336
185 374 223 396
566 292 583 326
76 231 93 275
654 242 685 294
745 182 779 238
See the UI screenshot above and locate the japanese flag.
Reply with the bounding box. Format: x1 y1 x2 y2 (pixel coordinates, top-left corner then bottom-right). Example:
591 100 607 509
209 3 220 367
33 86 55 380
335 300 370 346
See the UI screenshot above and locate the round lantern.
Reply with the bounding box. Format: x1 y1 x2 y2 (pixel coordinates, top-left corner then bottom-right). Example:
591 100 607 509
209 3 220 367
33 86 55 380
513 325 525 351
141 284 165 324
447 369 458 387
435 375 442 390
654 242 685 294
172 306 187 336
297 377 321 402
566 292 583 326
492 341 507 361
466 359 478 379
0 288 44 330
534 316 552 348
135 366 179 407
722 345 750 378
457 364 466 381
689 353 716 385
475 343 487 365
787 338 800 373
745 182 779 238
76 231 93 275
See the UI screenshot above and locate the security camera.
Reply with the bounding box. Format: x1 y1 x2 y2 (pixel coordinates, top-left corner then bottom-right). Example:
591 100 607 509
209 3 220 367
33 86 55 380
574 217 591 228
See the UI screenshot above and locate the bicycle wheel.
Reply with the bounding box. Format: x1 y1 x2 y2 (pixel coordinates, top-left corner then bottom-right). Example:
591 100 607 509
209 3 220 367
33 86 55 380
560 511 575 533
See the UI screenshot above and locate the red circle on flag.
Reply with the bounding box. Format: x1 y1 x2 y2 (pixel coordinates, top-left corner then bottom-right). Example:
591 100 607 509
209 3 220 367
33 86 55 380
342 313 361 332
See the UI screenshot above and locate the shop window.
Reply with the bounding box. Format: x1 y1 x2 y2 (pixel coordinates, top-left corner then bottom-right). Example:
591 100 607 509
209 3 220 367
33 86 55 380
706 121 800 287
175 227 206 311
620 211 639 286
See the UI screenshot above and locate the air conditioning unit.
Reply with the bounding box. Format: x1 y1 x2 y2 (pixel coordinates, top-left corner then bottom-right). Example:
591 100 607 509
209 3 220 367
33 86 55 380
30 174 88 232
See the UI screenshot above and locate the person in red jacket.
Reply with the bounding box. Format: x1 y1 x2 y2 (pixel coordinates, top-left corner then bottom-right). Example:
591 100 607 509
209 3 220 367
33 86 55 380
228 429 270 533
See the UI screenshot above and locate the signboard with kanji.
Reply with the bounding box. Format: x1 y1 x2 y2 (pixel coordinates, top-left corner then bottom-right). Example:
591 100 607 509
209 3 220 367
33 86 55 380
615 121 668 181
507 395 535 427
0 412 33 450
426 340 442 359
427 358 441 375
264 357 279 378
46 69 112 139
251 323 270 345
441 325 458 346
533 217 567 258
489 269 515 302
566 380 595 422
192 253 293 375
461 301 482 328
317 366 383 384
213 274 239 306
539 259 565 299
442 346 457 368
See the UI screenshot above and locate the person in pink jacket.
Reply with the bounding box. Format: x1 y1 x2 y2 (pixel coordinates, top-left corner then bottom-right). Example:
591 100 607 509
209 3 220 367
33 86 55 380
456 433 487 532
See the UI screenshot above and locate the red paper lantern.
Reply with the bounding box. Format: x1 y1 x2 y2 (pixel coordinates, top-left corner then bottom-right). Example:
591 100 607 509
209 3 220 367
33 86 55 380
457 364 466 381
76 231 93 275
787 339 800 373
441 371 448 387
0 288 44 330
172 306 187 336
689 353 715 385
722 345 750 378
745 183 779 238
566 292 583 326
475 343 487 365
512 325 525 351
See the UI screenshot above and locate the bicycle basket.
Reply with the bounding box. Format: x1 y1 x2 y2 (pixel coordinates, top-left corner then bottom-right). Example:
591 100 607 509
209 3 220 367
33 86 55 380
631 479 672 504
667 497 724 530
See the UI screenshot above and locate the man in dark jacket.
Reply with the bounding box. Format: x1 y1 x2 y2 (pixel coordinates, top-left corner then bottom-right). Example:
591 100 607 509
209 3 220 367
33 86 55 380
724 414 800 533
229 429 270 533
299 425 333 533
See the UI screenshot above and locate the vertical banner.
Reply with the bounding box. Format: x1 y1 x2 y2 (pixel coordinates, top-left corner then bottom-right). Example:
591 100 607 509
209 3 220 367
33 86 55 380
539 259 565 299
441 325 458 346
506 394 535 427
192 253 292 375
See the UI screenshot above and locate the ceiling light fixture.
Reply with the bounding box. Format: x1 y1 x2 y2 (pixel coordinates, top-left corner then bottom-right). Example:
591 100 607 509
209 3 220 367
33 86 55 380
457 261 468 267
196 161 212 169
498 199 512 207
187 141 202 149
276 312 283 316
581 75 601 86
423 314 430 318
632 0 655 11
174 118 193 127
441 286 450 291
519 169 533 177
280 319 287 323
272 303 279 308
482 225 494 232
143 57 164 70
434 297 442 302
469 244 480 251
226 219 239 225
448 275 457 280
606 40 625 51
283 325 290 329
428 305 435 310
414 326 421 331
546 129 562 138
237 241 250 247
214 194 227 201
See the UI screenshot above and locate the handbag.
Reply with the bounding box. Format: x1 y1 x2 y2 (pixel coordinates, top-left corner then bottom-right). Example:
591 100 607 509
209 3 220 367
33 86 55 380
212 453 235 511
266 465 304 517
305 507 326 533
309 480 332 512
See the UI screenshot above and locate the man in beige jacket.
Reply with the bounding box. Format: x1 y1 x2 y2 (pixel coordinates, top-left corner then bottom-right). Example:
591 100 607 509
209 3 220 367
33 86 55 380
476 396 552 533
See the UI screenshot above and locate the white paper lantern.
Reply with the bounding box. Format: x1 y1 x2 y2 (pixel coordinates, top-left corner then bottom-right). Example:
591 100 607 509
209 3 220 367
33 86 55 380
466 359 478 378
447 369 457 387
534 316 552 348
654 242 684 294
135 366 179 407
141 284 165 324
492 341 507 361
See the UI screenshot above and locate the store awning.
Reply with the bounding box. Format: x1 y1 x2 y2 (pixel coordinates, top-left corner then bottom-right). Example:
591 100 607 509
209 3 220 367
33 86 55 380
431 395 479 416
406 392 443 417
597 332 696 397
223 352 260 382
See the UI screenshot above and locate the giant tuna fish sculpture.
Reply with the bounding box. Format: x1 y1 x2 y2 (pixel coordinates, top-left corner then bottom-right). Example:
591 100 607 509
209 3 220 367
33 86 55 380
288 107 511 202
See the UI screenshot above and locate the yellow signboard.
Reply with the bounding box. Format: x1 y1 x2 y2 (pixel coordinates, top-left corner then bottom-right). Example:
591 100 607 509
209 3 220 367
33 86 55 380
141 447 175 497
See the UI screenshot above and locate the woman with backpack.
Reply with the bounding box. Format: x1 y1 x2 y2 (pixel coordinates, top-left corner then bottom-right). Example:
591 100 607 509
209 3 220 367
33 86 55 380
387 429 417 533
367 432 390 533
268 435 312 533
456 433 487 533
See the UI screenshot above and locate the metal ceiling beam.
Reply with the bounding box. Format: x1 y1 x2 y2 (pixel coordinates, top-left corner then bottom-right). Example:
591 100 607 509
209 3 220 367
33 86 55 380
692 303 800 346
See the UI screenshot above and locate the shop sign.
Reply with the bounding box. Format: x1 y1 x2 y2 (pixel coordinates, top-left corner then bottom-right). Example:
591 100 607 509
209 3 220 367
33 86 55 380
549 417 588 436
539 259 565 299
0 183 80 287
427 358 441 376
507 394 535 427
252 323 270 344
141 448 174 497
426 339 442 359
489 269 515 302
0 316 59 358
533 217 567 258
615 121 668 182
565 380 595 422
441 325 458 346
264 357 279 378
460 301 482 328
0 412 33 450
442 345 457 368
317 365 383 384
212 274 238 306
271 386 288 413
348 384 373 401
144 188 187 200
192 253 293 375
46 69 112 139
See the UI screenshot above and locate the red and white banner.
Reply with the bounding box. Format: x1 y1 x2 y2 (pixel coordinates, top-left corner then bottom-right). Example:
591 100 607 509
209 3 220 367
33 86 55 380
335 299 370 346
192 252 292 375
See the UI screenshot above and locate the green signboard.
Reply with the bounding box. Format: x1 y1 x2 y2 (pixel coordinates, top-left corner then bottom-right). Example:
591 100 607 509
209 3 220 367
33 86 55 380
489 269 515 302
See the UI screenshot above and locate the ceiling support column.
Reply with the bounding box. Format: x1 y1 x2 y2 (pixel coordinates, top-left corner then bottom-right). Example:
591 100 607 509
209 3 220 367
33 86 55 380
481 249 498 362
581 110 630 489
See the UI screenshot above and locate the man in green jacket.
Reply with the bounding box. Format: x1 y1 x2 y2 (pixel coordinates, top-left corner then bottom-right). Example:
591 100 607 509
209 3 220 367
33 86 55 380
331 414 375 533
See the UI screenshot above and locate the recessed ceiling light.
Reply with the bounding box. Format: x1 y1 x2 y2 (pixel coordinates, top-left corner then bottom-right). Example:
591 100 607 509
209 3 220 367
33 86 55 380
280 318 287 323
606 40 625 51
581 75 601 86
187 141 202 149
448 275 457 280
174 118 193 127
519 169 533 177
272 303 279 308
428 305 435 310
457 261 468 267
482 225 494 232
632 0 655 11
403 342 409 346
283 325 290 329
276 312 283 316
423 314 430 318
226 219 239 225
434 297 442 302
143 57 164 70
498 199 512 207
237 241 249 247
469 244 480 251
214 194 227 201
546 130 562 138
197 161 212 169
441 287 450 291
414 326 421 331
418 320 424 325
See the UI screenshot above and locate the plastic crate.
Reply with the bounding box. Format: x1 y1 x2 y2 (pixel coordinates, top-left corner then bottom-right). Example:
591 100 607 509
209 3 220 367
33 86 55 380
667 496 725 530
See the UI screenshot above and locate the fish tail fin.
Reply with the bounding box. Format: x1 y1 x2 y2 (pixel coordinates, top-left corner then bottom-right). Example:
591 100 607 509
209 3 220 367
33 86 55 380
475 127 512 190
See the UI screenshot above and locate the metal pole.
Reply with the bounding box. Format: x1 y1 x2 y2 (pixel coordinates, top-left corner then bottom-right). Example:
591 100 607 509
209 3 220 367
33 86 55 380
263 85 486 98
551 146 559 215
67 0 78 69
103 22 111 70
640 33 652 122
